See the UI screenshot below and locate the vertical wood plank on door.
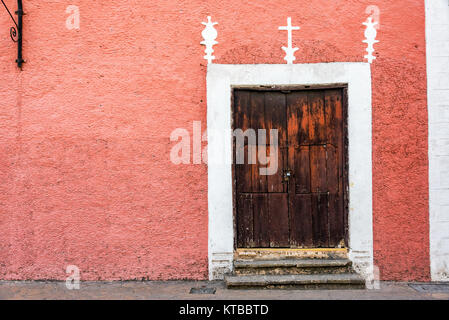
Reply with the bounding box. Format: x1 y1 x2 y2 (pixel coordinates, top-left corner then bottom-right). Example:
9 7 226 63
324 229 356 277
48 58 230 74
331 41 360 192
325 89 345 246
309 91 330 246
290 194 313 247
265 92 287 193
287 92 309 146
252 194 269 247
308 91 326 144
287 92 311 194
234 91 253 193
294 146 311 194
250 92 268 193
287 91 313 247
310 145 327 193
328 193 343 246
326 143 343 245
311 192 329 247
237 194 254 247
326 144 339 194
325 89 343 147
268 193 290 247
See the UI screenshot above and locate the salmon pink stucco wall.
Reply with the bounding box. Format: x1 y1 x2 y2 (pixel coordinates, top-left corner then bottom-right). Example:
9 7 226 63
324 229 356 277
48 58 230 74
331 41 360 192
0 0 429 281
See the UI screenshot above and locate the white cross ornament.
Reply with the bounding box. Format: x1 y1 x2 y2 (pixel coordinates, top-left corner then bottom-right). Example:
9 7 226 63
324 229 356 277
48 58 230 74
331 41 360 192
279 17 300 64
363 17 379 64
201 16 218 64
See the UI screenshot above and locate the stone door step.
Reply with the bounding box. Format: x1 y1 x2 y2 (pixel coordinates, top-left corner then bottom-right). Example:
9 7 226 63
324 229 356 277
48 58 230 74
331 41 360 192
234 258 352 269
225 273 365 290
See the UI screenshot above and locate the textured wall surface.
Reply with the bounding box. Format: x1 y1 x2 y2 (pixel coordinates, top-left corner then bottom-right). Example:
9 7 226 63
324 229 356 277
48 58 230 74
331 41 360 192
0 0 429 280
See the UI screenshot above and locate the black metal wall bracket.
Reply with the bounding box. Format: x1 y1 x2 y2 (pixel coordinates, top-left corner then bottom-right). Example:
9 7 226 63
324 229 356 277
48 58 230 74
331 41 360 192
1 0 23 68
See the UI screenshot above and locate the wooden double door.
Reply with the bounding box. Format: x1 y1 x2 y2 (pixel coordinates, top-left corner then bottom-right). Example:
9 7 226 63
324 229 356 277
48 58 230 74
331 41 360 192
233 88 348 248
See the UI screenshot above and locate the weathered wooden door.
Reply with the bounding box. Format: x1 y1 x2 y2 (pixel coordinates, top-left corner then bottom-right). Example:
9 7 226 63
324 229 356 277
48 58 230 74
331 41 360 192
234 88 347 248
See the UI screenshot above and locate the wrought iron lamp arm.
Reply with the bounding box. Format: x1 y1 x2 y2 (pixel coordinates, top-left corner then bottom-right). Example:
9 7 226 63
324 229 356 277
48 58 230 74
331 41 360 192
1 0 24 68
1 0 18 28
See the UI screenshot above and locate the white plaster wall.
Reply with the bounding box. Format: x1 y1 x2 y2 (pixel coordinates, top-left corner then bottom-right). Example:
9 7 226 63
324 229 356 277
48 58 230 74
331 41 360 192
426 0 449 282
207 63 374 282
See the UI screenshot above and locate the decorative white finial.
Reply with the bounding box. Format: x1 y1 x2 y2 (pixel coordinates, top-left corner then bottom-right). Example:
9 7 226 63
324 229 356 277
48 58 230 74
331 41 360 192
279 17 300 64
201 16 218 64
362 17 379 63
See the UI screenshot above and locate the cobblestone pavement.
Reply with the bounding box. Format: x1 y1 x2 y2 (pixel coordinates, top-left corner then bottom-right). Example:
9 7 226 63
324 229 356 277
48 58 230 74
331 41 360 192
0 281 448 300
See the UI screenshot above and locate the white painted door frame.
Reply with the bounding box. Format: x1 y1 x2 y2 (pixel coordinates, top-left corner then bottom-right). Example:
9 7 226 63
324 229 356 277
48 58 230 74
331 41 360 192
206 63 374 282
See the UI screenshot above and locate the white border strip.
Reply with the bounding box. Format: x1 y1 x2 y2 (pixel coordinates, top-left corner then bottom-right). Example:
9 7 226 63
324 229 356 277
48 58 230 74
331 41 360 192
207 63 373 281
426 0 449 282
